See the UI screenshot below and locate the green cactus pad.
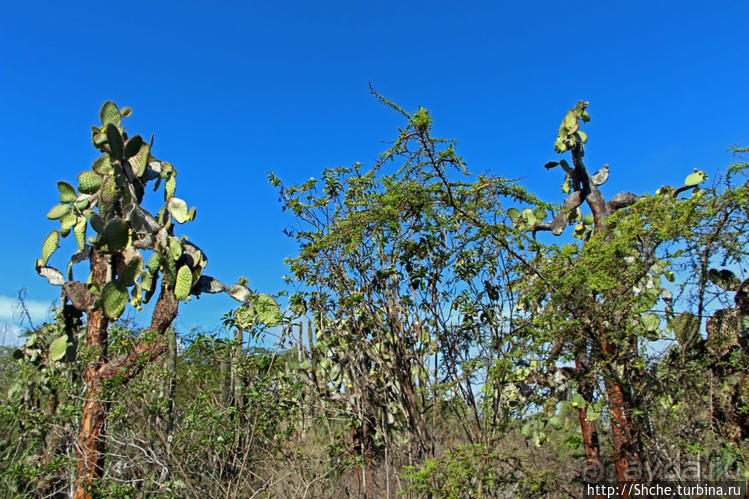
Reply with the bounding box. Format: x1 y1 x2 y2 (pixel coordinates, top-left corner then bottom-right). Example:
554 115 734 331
168 198 189 223
168 237 182 261
684 170 707 187
100 101 121 127
77 171 102 194
640 313 660 331
121 254 143 285
46 204 71 220
106 124 124 160
148 251 162 274
102 281 128 320
49 334 68 361
57 181 77 203
59 213 77 237
123 135 144 160
164 175 176 201
74 195 93 210
141 271 153 292
73 217 87 251
174 265 193 300
41 230 60 266
120 106 132 117
707 268 740 291
92 155 113 175
251 294 282 327
670 312 699 347
129 143 150 177
101 217 128 251
38 266 65 286
583 214 595 226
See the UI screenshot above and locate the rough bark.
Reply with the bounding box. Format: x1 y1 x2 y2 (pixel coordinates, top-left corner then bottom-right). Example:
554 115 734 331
73 250 179 499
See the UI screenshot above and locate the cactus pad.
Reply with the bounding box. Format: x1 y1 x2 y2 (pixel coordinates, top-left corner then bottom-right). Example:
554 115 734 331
174 265 193 300
102 281 128 320
77 171 102 194
99 101 121 127
41 230 60 266
57 181 77 203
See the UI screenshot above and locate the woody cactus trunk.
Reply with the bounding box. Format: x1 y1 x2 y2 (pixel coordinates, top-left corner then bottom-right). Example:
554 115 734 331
520 101 709 491
36 102 264 498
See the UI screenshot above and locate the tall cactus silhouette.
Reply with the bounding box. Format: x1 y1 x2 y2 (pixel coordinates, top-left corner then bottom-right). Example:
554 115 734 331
36 102 263 498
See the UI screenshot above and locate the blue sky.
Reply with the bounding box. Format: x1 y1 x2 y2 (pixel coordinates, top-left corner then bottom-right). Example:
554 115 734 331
1 1 747 345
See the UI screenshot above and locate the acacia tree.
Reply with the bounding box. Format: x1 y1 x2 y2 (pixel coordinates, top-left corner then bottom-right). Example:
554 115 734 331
273 95 541 489
36 102 259 497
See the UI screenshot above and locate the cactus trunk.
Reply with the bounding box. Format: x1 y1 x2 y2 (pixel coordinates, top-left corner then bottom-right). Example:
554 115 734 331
73 249 110 499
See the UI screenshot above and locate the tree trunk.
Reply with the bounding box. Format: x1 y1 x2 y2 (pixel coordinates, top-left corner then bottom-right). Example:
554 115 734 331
73 250 110 499
73 250 179 498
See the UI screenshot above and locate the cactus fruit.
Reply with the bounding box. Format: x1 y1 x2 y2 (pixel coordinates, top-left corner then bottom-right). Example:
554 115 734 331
174 265 193 300
102 281 128 320
77 171 102 194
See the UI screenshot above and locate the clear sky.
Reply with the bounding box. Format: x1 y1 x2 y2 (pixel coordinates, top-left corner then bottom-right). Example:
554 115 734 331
1 1 747 345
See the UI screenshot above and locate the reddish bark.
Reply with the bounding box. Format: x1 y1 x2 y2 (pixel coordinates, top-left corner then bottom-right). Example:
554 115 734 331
73 249 179 499
73 250 110 499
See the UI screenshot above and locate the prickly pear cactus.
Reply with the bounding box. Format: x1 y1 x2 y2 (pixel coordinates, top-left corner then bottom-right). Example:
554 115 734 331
36 101 255 320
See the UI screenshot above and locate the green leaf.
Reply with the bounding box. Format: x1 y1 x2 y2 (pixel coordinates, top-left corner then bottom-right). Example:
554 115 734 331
57 181 76 203
583 214 594 226
100 101 121 127
47 204 71 220
120 106 132 117
577 130 588 143
507 208 520 220
102 281 128 320
544 161 559 169
49 334 68 361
